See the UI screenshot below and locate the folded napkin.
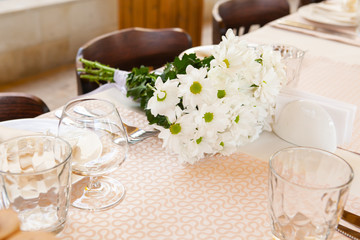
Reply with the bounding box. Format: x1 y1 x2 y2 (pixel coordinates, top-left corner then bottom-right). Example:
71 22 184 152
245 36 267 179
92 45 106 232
269 14 360 47
0 125 37 143
276 87 357 146
313 1 357 24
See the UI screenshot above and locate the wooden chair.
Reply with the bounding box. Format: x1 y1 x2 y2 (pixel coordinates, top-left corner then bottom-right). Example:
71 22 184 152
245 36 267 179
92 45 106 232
76 27 192 95
212 0 323 44
212 0 289 44
0 92 50 121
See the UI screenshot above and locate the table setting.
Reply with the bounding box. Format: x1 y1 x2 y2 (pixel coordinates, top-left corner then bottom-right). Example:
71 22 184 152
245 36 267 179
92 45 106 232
268 0 360 47
0 24 360 240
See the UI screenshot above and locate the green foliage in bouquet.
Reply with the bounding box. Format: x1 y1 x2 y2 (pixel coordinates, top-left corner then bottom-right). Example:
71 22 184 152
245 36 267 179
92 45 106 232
78 53 214 129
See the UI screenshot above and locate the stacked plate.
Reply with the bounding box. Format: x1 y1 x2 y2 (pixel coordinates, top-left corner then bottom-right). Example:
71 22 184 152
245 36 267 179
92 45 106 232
298 1 357 27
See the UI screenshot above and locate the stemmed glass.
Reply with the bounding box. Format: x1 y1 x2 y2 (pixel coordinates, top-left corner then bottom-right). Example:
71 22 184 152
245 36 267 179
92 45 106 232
58 98 128 211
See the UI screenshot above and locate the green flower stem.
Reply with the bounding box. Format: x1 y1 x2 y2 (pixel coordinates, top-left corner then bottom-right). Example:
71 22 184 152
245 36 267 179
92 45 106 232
146 83 156 91
78 58 116 83
79 74 114 82
80 58 116 73
77 68 113 76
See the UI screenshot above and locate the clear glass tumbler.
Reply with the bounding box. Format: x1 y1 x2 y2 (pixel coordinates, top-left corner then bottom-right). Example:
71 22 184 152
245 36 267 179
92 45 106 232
271 44 305 88
0 135 72 233
269 147 354 240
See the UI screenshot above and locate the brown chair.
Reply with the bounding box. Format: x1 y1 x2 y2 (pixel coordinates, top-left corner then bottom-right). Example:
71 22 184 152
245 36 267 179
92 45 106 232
212 0 323 44
76 27 193 95
212 0 289 44
0 92 50 122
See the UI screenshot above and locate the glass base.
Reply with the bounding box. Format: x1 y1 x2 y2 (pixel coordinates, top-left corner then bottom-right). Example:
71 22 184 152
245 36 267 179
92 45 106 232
71 176 125 211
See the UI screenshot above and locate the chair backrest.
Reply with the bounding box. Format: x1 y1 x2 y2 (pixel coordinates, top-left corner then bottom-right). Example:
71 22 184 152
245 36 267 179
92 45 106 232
212 0 289 44
0 92 50 121
212 0 324 44
76 27 193 95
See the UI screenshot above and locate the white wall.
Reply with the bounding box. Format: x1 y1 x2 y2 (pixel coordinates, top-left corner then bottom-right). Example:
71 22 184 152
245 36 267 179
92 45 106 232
0 0 118 83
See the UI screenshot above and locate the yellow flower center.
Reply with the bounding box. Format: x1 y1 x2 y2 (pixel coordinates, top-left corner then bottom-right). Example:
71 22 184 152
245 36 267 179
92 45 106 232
157 90 167 101
223 58 230 68
170 123 181 134
217 90 226 99
203 112 214 123
190 81 202 94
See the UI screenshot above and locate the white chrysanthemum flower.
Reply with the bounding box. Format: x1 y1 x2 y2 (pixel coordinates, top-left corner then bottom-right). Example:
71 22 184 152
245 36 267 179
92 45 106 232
194 103 231 138
144 29 287 164
262 45 286 80
211 30 261 78
178 65 217 109
216 131 237 156
211 43 249 75
229 105 260 145
180 128 217 164
218 28 243 52
156 113 195 155
147 77 180 122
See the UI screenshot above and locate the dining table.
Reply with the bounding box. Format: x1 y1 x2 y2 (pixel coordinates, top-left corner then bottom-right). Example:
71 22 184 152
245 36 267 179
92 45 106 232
10 11 360 240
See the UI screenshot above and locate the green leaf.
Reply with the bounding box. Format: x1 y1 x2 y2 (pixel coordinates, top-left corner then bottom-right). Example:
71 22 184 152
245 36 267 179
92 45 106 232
125 54 215 128
145 109 170 128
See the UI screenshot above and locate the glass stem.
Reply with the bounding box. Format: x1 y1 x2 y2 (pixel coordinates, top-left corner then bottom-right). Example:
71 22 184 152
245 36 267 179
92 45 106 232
86 176 101 191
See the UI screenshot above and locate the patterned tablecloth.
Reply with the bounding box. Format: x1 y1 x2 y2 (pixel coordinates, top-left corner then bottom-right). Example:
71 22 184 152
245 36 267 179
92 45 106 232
56 141 360 239
41 98 358 240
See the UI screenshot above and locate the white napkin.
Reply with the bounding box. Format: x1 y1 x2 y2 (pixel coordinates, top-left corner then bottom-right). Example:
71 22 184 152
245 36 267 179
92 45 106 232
276 87 357 145
79 70 130 98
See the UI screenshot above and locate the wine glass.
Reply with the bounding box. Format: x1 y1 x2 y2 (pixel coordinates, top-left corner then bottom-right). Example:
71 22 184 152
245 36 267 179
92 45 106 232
57 98 128 211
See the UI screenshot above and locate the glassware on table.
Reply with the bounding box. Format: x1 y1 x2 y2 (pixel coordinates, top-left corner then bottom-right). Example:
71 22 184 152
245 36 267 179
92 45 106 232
287 0 301 14
58 98 128 211
268 147 354 240
0 135 72 233
271 44 305 88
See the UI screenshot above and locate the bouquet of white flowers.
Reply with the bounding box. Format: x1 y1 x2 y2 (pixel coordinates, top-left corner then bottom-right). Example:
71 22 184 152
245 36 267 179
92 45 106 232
79 29 287 164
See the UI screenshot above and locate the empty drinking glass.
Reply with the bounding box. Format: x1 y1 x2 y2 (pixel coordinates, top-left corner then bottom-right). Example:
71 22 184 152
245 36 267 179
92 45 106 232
271 44 305 88
269 147 354 240
58 98 128 211
0 135 72 233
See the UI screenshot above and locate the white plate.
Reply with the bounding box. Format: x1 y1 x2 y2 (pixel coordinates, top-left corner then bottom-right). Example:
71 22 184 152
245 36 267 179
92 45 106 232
298 4 357 27
0 118 59 135
180 45 215 58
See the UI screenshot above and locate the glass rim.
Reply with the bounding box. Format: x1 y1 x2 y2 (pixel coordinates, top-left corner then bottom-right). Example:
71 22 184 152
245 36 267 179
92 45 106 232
0 134 72 176
269 146 354 191
62 98 118 121
247 42 306 57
